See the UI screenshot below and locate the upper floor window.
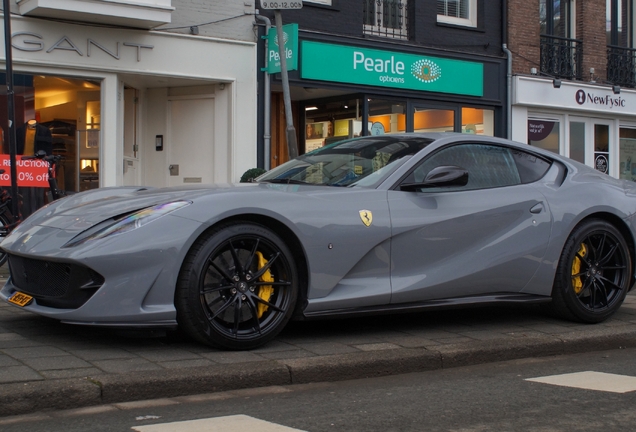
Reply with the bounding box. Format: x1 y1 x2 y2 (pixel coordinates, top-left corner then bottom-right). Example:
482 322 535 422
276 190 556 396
540 0 572 38
363 0 408 39
606 0 633 47
437 0 476 27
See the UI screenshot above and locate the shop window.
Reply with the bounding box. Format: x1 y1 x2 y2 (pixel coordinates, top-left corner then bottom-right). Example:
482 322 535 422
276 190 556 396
305 0 332 4
461 107 494 136
619 127 636 181
528 119 560 154
368 99 406 135
304 98 363 153
437 0 477 27
363 0 409 39
569 122 585 164
0 73 101 217
413 107 455 133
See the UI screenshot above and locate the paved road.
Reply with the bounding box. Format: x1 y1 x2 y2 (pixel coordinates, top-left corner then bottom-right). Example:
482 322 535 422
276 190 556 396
2 266 636 417
2 348 636 431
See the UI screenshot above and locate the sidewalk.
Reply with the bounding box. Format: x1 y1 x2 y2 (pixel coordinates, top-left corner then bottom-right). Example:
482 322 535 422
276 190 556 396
1 271 636 417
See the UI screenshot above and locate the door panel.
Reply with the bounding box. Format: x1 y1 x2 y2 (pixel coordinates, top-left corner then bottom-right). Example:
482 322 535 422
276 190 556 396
388 184 551 304
168 98 214 187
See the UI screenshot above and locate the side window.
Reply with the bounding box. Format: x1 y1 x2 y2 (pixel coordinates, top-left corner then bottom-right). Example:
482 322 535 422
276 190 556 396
511 149 552 183
407 143 522 192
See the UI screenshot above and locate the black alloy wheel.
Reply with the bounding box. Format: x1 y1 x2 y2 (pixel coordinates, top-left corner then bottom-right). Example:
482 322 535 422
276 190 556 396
176 222 298 350
0 211 14 267
551 219 632 323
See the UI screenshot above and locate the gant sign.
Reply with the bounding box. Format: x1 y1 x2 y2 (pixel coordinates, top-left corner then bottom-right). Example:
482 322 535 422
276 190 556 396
11 32 154 62
575 89 626 109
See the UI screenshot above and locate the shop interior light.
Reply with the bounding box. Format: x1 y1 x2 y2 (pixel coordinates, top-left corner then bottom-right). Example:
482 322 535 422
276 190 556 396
305 106 318 111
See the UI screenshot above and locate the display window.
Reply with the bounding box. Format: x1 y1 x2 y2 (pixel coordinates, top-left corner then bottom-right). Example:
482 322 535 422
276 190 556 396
619 127 636 181
302 96 496 155
528 118 560 154
0 73 101 216
462 107 494 136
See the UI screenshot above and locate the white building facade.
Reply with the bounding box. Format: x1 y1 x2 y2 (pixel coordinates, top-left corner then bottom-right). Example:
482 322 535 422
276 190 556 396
0 0 257 213
512 76 636 181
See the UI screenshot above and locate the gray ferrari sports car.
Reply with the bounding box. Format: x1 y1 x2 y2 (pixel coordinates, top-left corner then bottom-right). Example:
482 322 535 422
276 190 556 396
2 133 636 350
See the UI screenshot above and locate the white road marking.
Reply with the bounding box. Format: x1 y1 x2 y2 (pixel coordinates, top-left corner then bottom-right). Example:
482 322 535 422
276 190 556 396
526 371 636 393
131 414 305 432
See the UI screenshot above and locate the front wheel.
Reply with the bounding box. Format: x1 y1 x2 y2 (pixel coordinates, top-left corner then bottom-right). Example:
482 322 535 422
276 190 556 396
550 219 632 323
0 211 14 267
175 222 298 350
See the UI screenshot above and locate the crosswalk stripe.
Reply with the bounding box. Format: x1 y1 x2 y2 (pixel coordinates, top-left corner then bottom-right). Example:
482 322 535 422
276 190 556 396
525 371 636 393
131 414 305 432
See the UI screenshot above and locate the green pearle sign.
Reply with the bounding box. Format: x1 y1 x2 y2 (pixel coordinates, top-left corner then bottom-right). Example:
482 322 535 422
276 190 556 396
301 41 483 97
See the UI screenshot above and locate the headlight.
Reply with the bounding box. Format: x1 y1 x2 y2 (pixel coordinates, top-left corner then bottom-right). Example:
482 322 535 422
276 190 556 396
65 201 191 247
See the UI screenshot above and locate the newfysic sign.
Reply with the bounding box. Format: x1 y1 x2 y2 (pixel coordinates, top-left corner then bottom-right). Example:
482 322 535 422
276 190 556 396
266 24 298 74
301 41 484 97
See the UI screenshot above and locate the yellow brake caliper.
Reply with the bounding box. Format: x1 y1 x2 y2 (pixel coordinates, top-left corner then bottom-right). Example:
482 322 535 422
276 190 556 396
255 251 274 318
572 243 588 294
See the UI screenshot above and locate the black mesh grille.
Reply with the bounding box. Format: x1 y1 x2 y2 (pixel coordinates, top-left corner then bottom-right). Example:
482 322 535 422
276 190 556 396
8 255 104 308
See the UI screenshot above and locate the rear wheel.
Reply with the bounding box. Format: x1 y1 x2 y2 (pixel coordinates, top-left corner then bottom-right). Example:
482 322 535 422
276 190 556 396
550 219 632 323
175 222 298 350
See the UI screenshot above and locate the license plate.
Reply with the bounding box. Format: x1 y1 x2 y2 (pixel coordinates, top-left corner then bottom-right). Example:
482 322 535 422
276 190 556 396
8 291 34 307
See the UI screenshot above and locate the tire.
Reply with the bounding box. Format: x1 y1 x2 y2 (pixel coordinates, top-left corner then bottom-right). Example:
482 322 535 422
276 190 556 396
0 211 14 267
550 219 632 323
175 222 298 350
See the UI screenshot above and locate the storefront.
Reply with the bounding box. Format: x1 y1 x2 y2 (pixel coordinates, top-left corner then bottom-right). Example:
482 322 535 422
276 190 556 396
1 14 257 216
512 75 636 181
262 33 506 167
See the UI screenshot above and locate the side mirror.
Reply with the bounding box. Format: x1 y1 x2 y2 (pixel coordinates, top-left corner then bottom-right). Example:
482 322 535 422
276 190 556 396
400 165 469 192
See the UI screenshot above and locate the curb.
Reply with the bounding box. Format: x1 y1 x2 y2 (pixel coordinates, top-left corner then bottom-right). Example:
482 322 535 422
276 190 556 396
2 327 636 417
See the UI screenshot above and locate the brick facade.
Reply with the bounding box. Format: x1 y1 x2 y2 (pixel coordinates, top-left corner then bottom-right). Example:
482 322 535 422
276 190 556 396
166 0 256 41
507 0 540 75
576 0 607 82
508 0 609 82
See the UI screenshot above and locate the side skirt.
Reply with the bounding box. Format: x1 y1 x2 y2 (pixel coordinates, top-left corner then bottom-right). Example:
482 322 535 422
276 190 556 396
300 293 552 320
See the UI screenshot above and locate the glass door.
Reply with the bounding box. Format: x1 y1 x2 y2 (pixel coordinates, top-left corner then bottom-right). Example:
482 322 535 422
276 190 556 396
568 117 615 177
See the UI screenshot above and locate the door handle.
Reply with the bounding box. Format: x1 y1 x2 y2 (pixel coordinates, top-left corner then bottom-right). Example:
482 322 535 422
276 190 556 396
530 203 544 214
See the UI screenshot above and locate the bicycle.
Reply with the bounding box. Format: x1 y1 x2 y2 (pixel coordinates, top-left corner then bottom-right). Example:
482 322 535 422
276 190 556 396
22 150 72 202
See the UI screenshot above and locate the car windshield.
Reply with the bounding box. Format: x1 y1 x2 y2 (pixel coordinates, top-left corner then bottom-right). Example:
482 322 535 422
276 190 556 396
258 136 434 187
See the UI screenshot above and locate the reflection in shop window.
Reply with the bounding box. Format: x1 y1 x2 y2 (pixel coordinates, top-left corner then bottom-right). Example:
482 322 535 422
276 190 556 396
620 127 636 181
528 119 560 153
369 99 406 135
461 107 494 136
0 73 101 217
304 98 363 153
413 108 454 132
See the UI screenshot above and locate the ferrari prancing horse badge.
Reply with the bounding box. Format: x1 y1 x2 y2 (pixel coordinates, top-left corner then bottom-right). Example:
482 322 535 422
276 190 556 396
359 210 373 227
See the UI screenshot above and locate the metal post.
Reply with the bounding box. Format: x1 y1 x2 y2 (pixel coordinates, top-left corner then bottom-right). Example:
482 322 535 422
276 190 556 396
255 13 272 170
274 10 298 160
3 1 19 223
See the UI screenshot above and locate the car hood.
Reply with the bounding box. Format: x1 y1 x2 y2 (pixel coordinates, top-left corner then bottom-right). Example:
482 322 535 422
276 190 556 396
24 184 253 231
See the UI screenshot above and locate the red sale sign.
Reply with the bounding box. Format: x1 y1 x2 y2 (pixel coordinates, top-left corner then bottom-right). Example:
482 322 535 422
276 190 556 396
0 155 49 187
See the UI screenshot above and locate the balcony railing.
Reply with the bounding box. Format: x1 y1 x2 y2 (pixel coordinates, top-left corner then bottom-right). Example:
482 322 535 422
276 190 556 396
607 45 636 88
540 34 582 80
363 0 409 40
